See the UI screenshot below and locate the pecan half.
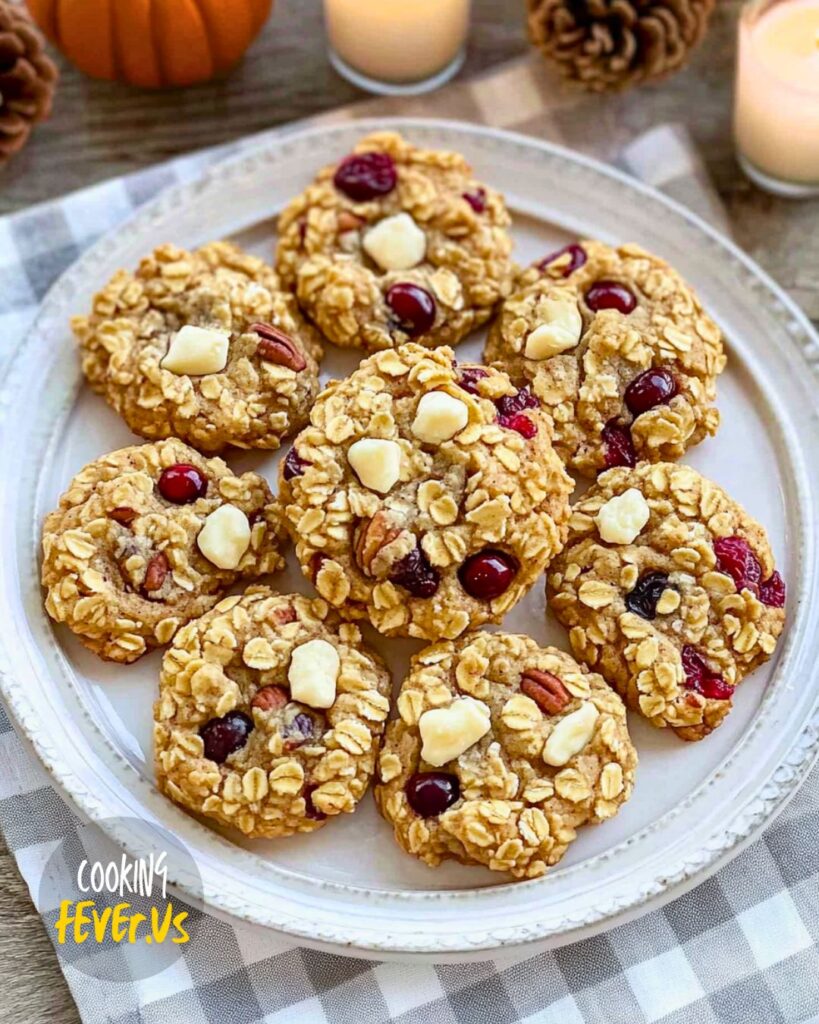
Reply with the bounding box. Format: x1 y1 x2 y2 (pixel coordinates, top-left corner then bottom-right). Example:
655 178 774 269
354 511 402 576
143 552 169 593
251 322 307 372
251 685 289 712
521 669 571 715
109 506 137 526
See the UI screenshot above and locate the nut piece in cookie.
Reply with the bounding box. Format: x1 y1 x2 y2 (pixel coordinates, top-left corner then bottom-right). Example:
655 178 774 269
484 240 727 476
279 343 573 641
73 241 323 454
275 131 515 351
374 632 637 880
547 462 787 741
154 588 391 838
41 439 286 663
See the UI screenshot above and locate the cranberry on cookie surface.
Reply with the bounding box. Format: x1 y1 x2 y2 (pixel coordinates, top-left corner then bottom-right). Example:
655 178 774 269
547 462 786 741
41 439 286 663
275 131 515 352
278 343 573 641
484 240 726 476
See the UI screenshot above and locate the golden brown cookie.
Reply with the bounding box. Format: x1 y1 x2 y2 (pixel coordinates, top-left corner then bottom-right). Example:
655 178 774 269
41 439 286 663
74 241 323 454
279 344 573 641
375 632 637 880
276 131 515 351
484 240 726 475
547 463 786 741
154 588 391 838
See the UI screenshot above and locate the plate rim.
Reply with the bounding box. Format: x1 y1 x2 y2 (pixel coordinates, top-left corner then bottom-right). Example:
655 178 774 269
3 116 819 955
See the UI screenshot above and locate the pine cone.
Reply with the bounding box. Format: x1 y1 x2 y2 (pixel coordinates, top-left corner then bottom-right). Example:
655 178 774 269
0 1 58 162
527 0 716 92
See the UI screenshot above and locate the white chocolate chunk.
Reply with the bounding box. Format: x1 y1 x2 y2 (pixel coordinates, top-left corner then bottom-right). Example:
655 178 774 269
596 488 650 545
419 696 491 767
411 391 469 444
543 701 599 767
196 504 251 569
288 638 340 709
363 213 426 271
347 438 401 494
161 325 230 376
524 297 583 359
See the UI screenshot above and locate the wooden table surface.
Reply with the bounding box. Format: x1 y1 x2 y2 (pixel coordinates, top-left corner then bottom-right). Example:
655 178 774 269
1 2 817 1021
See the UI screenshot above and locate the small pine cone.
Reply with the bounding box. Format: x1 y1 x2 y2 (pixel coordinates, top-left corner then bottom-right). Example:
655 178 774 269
527 0 716 93
0 1 58 162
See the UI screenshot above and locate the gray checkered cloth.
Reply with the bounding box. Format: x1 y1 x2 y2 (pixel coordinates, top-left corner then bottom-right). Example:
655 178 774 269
1 110 818 1024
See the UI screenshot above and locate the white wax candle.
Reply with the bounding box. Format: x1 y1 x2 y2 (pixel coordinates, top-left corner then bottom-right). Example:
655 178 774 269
324 0 470 85
735 0 819 185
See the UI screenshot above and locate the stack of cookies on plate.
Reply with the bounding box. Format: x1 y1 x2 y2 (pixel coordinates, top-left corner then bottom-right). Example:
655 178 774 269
40 132 787 881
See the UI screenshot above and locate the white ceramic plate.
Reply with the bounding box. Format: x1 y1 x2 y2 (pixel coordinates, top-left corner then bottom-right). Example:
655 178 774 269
2 119 819 960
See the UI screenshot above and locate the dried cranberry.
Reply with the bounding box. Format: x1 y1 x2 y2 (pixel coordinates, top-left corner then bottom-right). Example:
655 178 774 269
585 281 638 314
283 447 307 481
459 549 518 600
390 545 441 598
602 420 637 469
406 772 460 816
158 463 207 504
714 536 763 595
303 783 327 820
458 367 489 395
538 243 587 277
200 711 253 763
759 570 786 608
463 189 487 213
626 571 671 620
499 413 537 438
333 151 397 201
386 283 437 337
495 385 539 419
625 368 679 416
283 712 317 750
681 646 734 701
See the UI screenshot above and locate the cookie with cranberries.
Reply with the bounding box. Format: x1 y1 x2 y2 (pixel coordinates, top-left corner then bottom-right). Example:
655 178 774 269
484 240 726 476
547 463 786 741
41 439 286 663
278 344 572 641
374 632 636 880
275 131 514 351
155 588 391 838
74 241 323 455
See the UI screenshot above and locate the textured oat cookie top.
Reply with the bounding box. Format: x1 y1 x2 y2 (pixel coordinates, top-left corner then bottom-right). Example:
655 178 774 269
154 588 391 839
41 439 285 664
74 242 323 454
374 632 637 880
275 131 515 351
548 463 786 741
279 344 573 641
484 240 726 476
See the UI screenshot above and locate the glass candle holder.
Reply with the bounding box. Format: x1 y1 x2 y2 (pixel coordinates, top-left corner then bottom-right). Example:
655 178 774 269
734 0 819 197
323 0 471 96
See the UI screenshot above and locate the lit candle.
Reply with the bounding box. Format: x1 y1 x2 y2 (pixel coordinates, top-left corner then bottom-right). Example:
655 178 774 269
735 0 819 195
324 0 471 95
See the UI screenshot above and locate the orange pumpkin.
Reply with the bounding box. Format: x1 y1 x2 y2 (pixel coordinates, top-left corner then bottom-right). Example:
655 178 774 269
26 0 273 88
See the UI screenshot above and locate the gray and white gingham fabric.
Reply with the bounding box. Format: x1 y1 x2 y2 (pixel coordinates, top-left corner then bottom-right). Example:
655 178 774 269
1 117 818 1024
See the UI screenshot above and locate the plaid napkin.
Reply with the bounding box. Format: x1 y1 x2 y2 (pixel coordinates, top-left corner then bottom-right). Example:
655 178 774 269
2 57 818 1024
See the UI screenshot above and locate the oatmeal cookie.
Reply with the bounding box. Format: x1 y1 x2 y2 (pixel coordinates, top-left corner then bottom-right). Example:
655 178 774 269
276 131 514 351
374 632 636 879
74 241 323 454
41 439 286 663
547 462 786 741
154 587 391 838
484 240 726 475
279 344 573 641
